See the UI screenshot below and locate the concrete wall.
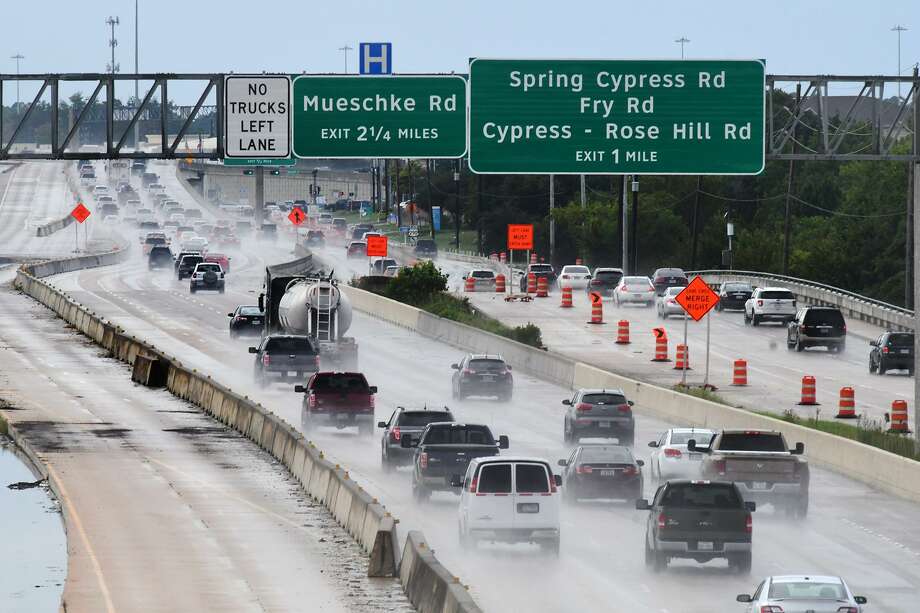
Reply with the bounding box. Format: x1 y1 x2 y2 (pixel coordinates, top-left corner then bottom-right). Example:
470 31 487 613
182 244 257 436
15 251 482 612
343 283 920 505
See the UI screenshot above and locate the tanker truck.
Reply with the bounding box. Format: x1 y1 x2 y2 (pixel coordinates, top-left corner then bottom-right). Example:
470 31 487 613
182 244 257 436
259 256 359 371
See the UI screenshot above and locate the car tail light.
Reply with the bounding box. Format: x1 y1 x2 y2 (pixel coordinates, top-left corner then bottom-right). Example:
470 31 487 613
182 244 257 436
591 279 602 285
617 403 631 414
308 393 317 409
469 476 478 494
620 286 629 292
757 300 763 307
463 368 474 375
575 465 593 474
657 512 667 529
549 476 557 493
799 325 806 332
713 459 726 476
622 465 638 476
419 452 429 469
664 448 682 458
759 607 783 613
668 299 676 305
835 607 857 613
576 402 592 412
882 346 890 354
391 426 401 441
262 354 270 366
745 513 753 534
562 275 570 279
369 394 375 409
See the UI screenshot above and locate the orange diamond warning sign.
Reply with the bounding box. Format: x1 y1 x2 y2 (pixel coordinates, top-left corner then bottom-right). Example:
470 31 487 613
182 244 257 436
675 276 719 322
70 202 91 223
288 207 306 225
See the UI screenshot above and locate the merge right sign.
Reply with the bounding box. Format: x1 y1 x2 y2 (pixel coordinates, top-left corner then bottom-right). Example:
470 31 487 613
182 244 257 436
468 59 765 175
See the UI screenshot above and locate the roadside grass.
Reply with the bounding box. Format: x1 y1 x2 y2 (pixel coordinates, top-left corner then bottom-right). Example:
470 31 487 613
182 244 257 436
423 293 544 349
671 384 733 406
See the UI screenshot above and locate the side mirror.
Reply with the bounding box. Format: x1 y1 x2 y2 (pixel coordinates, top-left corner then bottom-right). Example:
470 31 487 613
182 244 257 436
554 474 562 487
648 441 659 448
369 386 378 394
557 459 568 467
635 499 651 510
506 365 512 370
636 459 645 467
627 400 635 406
449 475 464 488
687 439 698 452
791 442 805 455
451 363 460 370
735 595 752 603
294 385 305 393
854 596 867 605
562 399 572 406
744 501 756 512
498 435 510 449
248 347 258 354
227 312 234 317
377 421 387 428
869 340 878 347
258 294 264 312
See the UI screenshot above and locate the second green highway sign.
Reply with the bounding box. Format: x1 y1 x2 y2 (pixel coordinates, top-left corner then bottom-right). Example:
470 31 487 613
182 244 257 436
292 75 467 159
468 59 765 175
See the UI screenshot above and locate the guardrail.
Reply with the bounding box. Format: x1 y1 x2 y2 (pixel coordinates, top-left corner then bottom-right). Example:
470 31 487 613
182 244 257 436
688 269 913 332
14 246 482 613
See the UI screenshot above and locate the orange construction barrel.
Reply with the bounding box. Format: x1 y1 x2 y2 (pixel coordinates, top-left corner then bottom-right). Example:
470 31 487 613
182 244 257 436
674 344 691 370
536 276 549 297
651 328 670 362
798 376 818 405
464 276 475 293
732 359 748 386
616 320 630 344
836 386 856 418
890 399 909 433
495 274 506 293
560 286 573 308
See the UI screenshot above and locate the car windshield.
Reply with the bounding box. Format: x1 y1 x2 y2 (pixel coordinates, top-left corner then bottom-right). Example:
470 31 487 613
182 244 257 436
311 373 369 393
768 581 846 600
887 333 914 347
760 290 795 300
723 283 752 292
719 432 787 452
670 431 715 446
396 412 453 427
579 446 632 463
468 359 506 372
660 483 742 508
239 307 262 316
581 393 626 405
564 266 590 274
803 309 845 327
423 425 495 445
265 337 315 353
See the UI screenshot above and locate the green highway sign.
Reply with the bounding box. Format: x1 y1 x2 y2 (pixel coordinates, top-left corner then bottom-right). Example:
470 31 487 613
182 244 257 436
468 59 765 175
223 157 295 166
292 75 467 159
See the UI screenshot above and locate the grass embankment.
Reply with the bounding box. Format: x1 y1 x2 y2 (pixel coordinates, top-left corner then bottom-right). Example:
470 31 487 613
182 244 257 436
354 261 544 349
0 413 8 436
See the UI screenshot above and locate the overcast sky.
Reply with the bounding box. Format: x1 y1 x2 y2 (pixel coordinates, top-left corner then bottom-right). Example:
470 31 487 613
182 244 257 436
1 0 917 101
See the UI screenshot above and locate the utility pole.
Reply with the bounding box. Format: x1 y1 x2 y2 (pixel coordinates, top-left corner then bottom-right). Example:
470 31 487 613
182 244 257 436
675 37 690 59
454 159 462 250
476 174 483 255
255 166 265 226
384 159 391 216
783 83 801 275
630 177 640 272
621 175 629 274
549 174 556 264
10 54 24 107
892 25 908 97
106 16 120 74
909 68 918 309
426 159 435 238
338 45 353 73
912 67 920 439
395 158 402 228
134 0 140 149
691 176 702 269
579 174 586 208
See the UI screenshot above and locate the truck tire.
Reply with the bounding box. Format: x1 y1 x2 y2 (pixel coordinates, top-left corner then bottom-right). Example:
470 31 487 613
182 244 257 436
413 483 430 503
730 552 752 574
381 448 393 473
190 285 197 294
751 314 760 326
744 310 751 324
645 541 666 572
255 369 268 388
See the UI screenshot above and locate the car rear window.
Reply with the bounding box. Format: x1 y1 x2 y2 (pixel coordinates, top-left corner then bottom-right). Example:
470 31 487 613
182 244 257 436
718 432 786 452
565 266 590 274
265 337 316 353
396 412 453 427
670 431 715 446
197 264 221 273
516 464 550 493
760 290 795 300
471 270 495 279
624 277 651 286
311 373 369 392
423 425 495 445
654 268 685 278
416 239 436 249
580 447 632 463
887 333 914 347
239 307 262 316
531 264 553 273
723 283 752 292
768 581 846 600
594 270 622 280
146 237 166 245
581 393 627 405
477 464 512 494
468 359 506 372
660 483 742 508
181 256 203 266
803 309 845 327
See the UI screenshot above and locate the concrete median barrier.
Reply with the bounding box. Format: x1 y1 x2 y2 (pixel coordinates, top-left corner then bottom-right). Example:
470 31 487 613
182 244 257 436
400 531 483 613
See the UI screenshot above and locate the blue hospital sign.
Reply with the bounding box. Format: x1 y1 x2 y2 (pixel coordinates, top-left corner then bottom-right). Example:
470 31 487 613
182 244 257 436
359 42 393 75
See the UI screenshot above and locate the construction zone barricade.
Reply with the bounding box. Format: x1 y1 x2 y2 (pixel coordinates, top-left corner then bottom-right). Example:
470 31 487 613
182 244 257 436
536 276 549 297
495 274 506 293
799 375 818 405
616 320 630 344
651 327 670 362
587 291 604 324
560 286 573 308
732 359 748 386
464 277 475 292
889 400 910 433
674 344 691 370
526 272 537 294
836 386 856 418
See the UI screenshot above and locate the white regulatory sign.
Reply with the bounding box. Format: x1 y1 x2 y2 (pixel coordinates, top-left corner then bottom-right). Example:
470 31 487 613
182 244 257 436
224 75 291 159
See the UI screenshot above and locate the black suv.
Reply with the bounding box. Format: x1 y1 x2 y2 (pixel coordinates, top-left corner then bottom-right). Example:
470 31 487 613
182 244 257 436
870 331 914 375
147 245 173 270
249 334 320 387
451 354 513 401
786 306 847 352
716 282 753 311
228 305 265 338
378 407 455 470
562 388 635 445
651 267 689 296
176 254 204 280
414 239 438 258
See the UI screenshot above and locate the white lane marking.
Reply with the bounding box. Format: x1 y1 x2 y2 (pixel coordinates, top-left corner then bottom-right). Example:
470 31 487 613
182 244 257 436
0 165 16 213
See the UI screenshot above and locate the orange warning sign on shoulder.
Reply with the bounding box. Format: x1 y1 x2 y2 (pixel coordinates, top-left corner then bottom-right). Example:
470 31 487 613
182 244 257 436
589 291 602 305
653 327 667 340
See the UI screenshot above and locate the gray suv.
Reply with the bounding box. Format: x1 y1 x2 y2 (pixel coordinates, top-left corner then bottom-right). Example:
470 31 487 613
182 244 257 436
562 388 635 446
786 306 846 352
378 407 455 470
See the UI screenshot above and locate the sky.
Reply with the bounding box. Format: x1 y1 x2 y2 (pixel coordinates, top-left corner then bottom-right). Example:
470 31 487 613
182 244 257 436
1 0 918 103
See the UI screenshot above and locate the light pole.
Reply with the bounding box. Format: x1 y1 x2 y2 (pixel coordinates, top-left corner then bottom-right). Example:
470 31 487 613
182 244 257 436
338 45 353 73
10 54 24 107
893 25 908 97
134 0 140 148
675 37 690 59
106 16 120 74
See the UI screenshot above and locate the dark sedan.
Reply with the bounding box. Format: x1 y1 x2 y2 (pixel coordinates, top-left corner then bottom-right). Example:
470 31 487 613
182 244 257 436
558 445 644 502
716 282 754 311
228 305 265 338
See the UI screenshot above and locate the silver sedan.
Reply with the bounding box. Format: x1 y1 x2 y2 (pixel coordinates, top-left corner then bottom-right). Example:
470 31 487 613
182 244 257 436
656 286 686 319
737 575 867 612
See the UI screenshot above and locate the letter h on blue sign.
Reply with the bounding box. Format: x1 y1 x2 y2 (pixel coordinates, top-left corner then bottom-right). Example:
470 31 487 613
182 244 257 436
359 42 392 75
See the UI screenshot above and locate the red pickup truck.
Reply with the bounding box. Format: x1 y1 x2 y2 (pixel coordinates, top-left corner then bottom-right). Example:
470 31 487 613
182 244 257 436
295 372 377 435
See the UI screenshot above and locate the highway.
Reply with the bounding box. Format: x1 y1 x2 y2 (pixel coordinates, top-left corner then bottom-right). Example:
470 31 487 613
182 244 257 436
36 161 920 612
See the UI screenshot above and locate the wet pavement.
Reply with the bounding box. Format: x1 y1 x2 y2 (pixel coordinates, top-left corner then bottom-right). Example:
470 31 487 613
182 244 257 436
0 436 66 613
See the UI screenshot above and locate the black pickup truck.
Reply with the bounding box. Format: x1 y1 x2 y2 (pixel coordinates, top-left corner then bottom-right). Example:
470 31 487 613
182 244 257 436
402 422 509 502
249 334 320 387
637 480 755 574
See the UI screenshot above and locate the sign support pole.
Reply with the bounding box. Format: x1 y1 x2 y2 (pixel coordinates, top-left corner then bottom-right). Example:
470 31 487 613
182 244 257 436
704 311 712 389
681 313 689 386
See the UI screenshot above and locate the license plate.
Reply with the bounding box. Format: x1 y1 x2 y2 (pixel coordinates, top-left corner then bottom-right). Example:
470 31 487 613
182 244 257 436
287 371 298 377
901 349 911 354
251 321 260 325
516 503 539 514
482 375 495 382
598 422 611 428
633 294 642 298
689 453 702 460
752 481 768 490
599 470 616 477
697 541 714 551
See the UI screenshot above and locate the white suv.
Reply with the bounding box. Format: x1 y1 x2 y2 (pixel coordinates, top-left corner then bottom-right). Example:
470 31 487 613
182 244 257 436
744 287 797 325
455 456 561 555
190 262 225 294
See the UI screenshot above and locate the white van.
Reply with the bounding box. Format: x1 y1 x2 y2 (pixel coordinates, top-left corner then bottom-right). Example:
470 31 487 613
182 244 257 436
455 456 561 555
